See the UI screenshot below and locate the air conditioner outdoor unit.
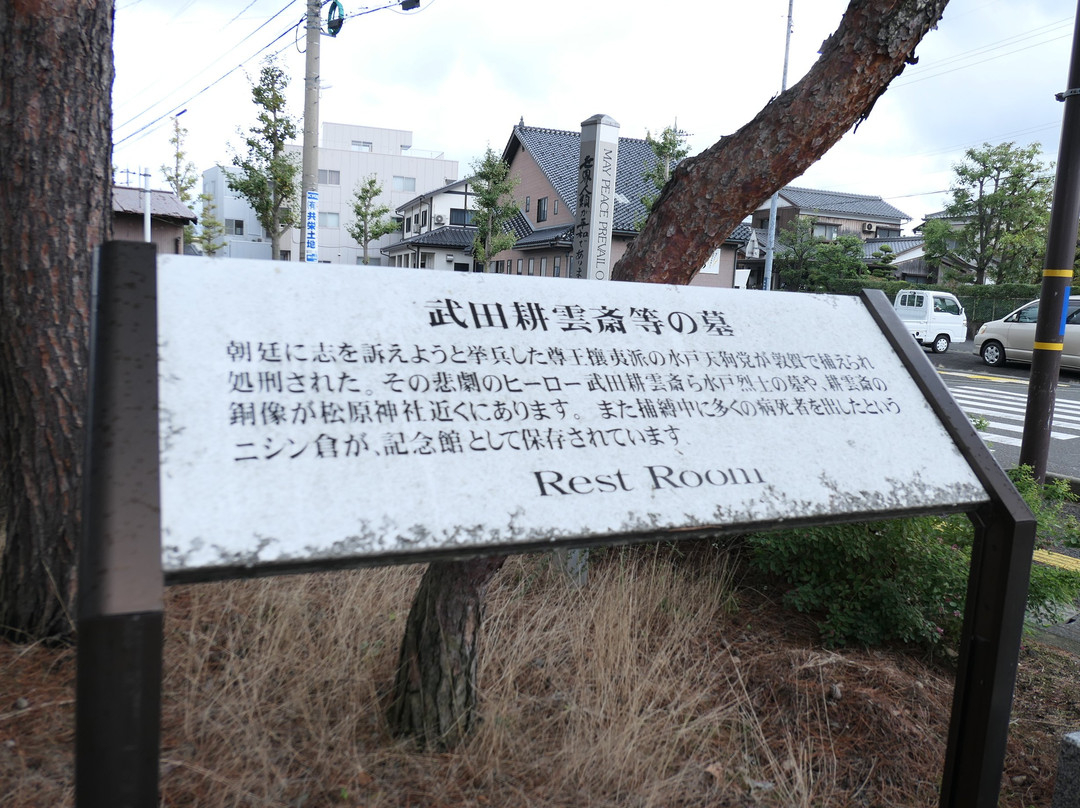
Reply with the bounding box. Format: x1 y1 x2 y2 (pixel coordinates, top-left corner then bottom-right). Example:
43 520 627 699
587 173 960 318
863 222 876 233
434 214 445 224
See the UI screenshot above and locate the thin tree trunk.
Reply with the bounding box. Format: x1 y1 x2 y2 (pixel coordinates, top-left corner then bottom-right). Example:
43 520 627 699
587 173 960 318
614 0 951 284
387 556 506 748
0 0 114 641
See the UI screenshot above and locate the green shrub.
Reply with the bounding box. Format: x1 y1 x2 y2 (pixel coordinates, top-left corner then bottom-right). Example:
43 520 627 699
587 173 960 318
749 467 1080 649
1008 466 1080 549
749 517 969 648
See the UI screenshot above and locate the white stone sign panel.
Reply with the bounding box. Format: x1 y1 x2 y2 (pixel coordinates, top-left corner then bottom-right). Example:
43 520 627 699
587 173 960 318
157 256 987 577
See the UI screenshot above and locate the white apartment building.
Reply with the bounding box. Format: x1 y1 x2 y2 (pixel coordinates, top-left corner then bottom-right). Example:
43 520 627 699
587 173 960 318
384 178 482 271
201 123 459 263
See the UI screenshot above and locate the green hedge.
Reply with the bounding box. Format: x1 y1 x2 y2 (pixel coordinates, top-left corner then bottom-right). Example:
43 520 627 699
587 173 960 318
820 278 1040 330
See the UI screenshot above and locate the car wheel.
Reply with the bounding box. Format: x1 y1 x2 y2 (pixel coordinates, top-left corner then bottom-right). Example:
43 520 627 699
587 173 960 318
981 340 1006 367
932 334 951 354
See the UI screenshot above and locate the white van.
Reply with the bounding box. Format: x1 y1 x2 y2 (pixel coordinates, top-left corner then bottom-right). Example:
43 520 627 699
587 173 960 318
893 290 968 353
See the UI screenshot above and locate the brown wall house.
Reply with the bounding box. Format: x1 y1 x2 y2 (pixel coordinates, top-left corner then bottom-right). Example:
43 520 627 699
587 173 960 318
112 186 197 255
492 122 748 285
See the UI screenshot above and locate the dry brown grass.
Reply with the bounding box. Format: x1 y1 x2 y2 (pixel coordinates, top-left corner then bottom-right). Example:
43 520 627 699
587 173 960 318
2 542 1078 806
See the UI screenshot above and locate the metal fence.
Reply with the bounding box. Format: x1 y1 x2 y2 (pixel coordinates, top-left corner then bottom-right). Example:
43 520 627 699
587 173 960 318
955 296 1034 334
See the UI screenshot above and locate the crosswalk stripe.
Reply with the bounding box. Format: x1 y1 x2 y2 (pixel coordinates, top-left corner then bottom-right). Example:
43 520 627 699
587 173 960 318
978 432 1024 447
951 385 1080 415
945 382 1080 450
952 401 1080 428
978 421 1077 440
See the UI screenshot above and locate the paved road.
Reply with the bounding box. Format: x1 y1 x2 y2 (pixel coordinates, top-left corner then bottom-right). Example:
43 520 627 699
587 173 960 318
920 341 1080 479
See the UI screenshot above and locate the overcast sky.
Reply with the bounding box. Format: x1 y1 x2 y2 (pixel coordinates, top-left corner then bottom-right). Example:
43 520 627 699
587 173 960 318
112 0 1076 232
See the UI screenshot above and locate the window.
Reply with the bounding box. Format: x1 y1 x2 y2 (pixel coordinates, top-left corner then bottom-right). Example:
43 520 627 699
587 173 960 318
351 140 372 152
537 197 548 223
540 257 547 276
934 297 960 315
1017 304 1039 324
553 256 561 278
877 227 901 238
421 210 428 228
318 212 340 228
413 213 419 228
404 217 411 233
420 252 435 269
357 256 382 266
528 258 535 276
553 199 559 216
279 250 291 261
812 222 839 240
450 208 474 225
392 175 416 192
225 219 244 236
317 169 341 185
517 259 523 275
525 196 531 213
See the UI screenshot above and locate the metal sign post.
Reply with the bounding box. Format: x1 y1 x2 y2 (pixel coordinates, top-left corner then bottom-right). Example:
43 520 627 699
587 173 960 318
77 241 163 807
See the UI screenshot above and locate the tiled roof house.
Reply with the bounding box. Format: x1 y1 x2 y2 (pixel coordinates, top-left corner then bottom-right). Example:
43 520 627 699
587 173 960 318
494 123 753 287
112 186 197 256
749 186 909 239
388 120 755 286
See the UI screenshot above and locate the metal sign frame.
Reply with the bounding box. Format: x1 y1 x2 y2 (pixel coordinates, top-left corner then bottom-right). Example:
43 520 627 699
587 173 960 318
76 242 1035 808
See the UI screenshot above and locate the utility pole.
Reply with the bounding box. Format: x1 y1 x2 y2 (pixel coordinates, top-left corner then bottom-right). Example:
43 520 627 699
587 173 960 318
1018 0 1080 481
762 0 793 291
301 0 321 263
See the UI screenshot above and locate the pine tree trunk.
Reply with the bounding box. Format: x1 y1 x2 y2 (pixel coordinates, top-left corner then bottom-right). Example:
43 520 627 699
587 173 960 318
0 0 114 641
387 0 952 748
387 556 506 748
614 0 951 284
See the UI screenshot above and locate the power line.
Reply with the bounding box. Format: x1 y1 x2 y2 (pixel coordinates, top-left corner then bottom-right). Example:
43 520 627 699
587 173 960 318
114 21 300 149
113 0 301 136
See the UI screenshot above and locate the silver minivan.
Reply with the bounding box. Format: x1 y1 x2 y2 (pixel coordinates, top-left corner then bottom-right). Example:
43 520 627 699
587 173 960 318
974 300 1080 368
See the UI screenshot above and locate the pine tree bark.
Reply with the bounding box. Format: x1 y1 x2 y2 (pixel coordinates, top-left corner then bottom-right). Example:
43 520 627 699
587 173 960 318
387 556 506 748
389 0 951 749
0 0 114 641
614 0 951 284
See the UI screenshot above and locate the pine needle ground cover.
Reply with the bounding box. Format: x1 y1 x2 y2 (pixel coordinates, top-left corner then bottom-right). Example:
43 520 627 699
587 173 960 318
2 539 1079 807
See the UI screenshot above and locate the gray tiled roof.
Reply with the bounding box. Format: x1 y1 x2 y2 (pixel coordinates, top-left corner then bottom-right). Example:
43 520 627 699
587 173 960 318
391 225 477 251
861 236 924 260
728 223 754 242
508 125 659 232
778 186 909 222
515 224 573 248
113 186 197 223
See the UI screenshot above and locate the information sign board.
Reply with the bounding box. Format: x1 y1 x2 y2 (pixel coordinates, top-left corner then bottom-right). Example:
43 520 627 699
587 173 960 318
157 255 986 579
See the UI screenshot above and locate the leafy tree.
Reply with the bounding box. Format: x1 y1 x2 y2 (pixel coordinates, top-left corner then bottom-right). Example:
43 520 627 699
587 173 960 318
161 116 199 245
774 218 867 290
226 57 299 261
194 192 226 256
920 217 956 283
1 0 112 641
468 147 519 270
345 176 398 265
638 124 690 226
945 141 1052 285
867 243 896 278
